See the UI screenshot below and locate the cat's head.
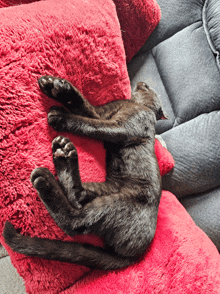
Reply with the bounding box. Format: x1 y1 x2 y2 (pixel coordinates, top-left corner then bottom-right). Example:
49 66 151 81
131 82 168 120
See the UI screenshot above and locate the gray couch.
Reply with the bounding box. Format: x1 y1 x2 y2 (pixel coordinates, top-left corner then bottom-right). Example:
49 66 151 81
128 0 220 250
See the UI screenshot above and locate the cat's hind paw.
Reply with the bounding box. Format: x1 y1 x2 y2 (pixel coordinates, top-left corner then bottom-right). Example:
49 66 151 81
52 136 77 160
30 167 58 193
30 167 69 211
52 136 82 210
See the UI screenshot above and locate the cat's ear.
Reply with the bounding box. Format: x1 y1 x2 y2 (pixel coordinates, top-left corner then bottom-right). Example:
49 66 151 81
157 108 169 120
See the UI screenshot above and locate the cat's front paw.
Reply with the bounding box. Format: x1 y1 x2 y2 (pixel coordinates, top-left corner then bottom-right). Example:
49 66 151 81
38 76 72 101
48 106 68 131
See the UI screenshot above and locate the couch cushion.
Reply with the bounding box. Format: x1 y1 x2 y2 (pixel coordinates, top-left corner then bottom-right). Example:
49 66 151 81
153 21 220 130
137 0 204 53
161 111 220 197
128 18 220 134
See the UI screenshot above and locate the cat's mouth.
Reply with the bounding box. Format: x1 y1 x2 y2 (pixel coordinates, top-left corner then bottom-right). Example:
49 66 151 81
161 113 169 120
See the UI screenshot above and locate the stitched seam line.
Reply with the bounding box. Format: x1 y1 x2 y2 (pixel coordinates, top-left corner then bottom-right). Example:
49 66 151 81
202 0 220 70
150 49 177 127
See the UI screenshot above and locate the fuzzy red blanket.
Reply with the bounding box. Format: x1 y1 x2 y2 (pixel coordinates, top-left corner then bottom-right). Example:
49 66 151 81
0 0 220 293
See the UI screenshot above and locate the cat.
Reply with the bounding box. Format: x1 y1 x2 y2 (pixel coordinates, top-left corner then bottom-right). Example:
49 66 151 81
3 76 168 270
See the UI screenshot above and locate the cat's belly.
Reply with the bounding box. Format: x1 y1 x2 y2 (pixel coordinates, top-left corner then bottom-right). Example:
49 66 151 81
106 142 160 185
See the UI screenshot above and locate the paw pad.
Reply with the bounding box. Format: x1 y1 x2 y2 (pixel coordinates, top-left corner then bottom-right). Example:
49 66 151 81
52 136 77 159
38 76 71 99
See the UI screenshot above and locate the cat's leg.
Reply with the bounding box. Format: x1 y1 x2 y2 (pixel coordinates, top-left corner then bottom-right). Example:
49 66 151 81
29 167 108 235
47 107 140 144
11 169 152 264
52 135 119 207
38 76 100 119
52 135 83 209
29 167 112 233
29 166 118 236
30 167 83 235
28 171 152 255
3 221 135 270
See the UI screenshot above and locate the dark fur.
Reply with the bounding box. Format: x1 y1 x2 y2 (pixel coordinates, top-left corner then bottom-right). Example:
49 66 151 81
3 77 167 270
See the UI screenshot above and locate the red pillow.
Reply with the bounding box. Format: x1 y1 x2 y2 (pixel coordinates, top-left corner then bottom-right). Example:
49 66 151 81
113 0 161 62
0 0 130 290
0 0 161 64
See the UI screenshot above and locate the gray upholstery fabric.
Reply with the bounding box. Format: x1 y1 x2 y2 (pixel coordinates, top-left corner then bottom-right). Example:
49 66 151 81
128 51 175 133
137 0 204 53
162 111 220 197
128 0 220 250
129 15 220 134
180 187 220 250
0 255 26 294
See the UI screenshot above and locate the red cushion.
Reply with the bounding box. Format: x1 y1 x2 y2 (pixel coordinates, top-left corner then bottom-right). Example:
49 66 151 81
113 0 161 62
0 0 161 64
0 0 131 291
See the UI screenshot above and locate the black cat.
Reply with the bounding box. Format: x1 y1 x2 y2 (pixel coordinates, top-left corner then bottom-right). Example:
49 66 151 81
3 76 167 270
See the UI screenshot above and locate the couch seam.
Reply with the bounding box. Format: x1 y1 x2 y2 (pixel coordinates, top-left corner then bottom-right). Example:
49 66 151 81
150 49 177 128
202 0 220 71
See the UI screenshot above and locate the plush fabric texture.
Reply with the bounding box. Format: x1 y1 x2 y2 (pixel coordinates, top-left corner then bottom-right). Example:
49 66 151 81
0 0 131 291
0 0 161 63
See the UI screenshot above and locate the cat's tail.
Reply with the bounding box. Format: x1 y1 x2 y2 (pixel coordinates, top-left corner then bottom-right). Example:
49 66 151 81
3 221 136 270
